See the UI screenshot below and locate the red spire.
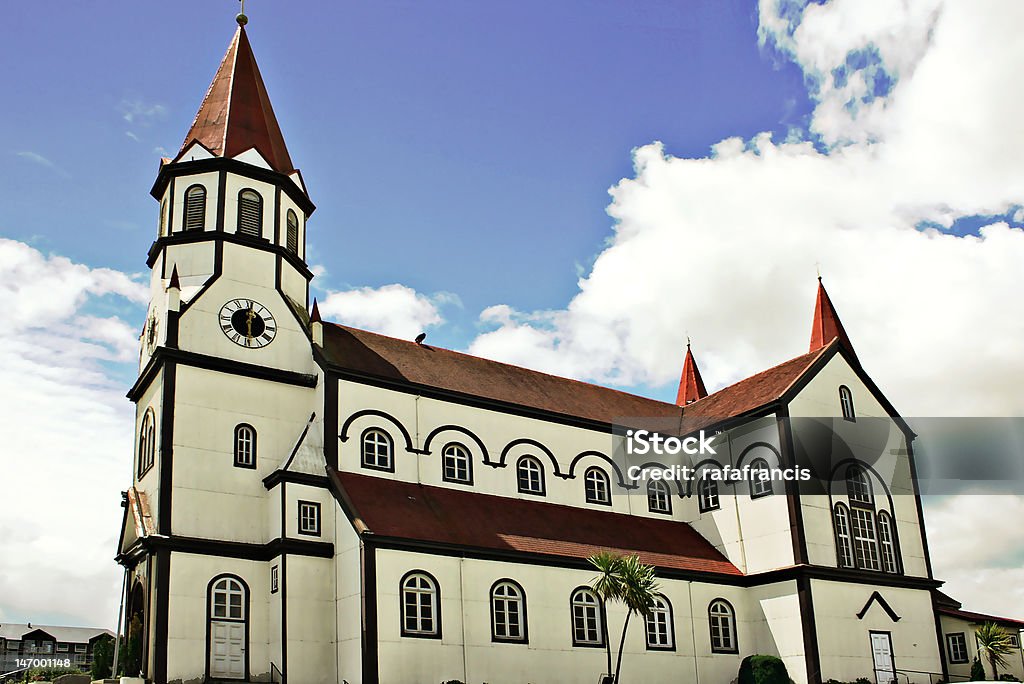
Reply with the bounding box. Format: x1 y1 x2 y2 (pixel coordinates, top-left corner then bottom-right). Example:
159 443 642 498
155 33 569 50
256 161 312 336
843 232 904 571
310 299 321 323
675 341 708 406
177 26 294 174
809 277 857 361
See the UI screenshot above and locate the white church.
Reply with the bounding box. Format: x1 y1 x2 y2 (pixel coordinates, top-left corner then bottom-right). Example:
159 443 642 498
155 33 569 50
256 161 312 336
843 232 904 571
115 14 1024 684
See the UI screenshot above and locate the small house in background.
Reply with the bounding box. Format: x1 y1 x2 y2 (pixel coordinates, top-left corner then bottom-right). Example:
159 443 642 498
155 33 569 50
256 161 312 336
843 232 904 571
936 591 1024 681
0 624 114 675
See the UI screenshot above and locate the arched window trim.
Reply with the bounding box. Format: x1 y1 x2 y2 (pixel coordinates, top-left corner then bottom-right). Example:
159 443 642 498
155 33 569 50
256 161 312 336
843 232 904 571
583 466 611 506
400 570 441 639
237 189 264 239
361 428 395 473
516 455 546 496
645 594 675 651
285 209 299 255
490 579 528 644
441 442 473 485
708 598 738 654
876 510 902 574
233 423 257 469
833 502 855 569
159 198 168 237
748 458 773 499
205 574 250 681
570 587 605 648
839 385 856 422
846 464 874 507
647 479 672 514
698 472 720 513
138 408 156 479
184 184 207 232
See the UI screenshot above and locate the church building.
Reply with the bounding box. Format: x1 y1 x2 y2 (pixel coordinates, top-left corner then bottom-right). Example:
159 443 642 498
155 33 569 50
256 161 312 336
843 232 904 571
115 14 1011 684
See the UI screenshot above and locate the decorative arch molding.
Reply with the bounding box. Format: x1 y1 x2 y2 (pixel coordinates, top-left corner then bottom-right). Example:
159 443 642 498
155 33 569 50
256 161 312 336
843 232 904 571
856 590 901 622
339 409 419 454
827 458 896 511
736 441 785 469
686 459 725 497
497 438 563 477
632 461 686 497
567 451 637 490
422 424 489 463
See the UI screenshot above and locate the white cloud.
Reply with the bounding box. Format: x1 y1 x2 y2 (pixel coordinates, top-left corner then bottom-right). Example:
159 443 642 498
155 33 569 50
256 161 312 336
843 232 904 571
0 239 147 627
119 98 168 126
318 283 451 339
15 151 70 178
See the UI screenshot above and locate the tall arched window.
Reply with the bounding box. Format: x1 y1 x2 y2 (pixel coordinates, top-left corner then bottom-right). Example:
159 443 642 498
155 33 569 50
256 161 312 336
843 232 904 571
846 466 879 570
401 571 440 638
584 466 611 505
748 458 772 498
158 198 168 236
876 511 901 574
210 576 246 620
846 465 873 505
517 456 545 495
645 595 674 650
138 408 156 478
647 479 672 514
698 472 720 512
237 189 263 238
361 428 394 472
233 424 256 468
570 587 604 647
286 209 299 255
184 184 206 231
442 443 472 484
490 580 527 643
708 599 737 653
839 385 856 421
833 503 855 568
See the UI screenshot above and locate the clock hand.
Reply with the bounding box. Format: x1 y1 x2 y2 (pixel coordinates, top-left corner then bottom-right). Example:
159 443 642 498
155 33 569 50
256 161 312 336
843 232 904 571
246 310 255 338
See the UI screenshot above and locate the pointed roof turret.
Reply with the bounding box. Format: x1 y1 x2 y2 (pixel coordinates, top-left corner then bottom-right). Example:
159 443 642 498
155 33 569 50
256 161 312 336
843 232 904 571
176 25 294 174
675 340 708 406
167 264 180 290
809 277 857 362
310 298 321 323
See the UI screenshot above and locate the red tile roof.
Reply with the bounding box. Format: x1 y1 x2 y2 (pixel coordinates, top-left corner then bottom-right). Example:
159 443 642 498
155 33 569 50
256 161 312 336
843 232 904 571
331 470 742 576
939 607 1024 630
809 278 857 362
176 27 295 174
675 344 708 406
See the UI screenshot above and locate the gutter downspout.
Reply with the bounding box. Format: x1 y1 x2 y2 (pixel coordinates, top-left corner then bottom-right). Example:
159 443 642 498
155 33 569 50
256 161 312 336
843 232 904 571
112 566 128 676
688 581 700 684
460 556 469 683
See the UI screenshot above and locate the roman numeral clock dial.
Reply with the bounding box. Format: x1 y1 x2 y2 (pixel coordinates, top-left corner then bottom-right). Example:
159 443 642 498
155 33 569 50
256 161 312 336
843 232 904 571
219 299 277 348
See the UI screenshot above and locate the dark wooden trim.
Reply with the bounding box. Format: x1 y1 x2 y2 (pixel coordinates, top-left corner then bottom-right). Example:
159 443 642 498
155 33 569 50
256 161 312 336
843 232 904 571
215 170 227 232
776 404 809 566
141 534 334 560
422 424 488 460
263 470 330 490
324 374 339 470
165 177 176 242
157 362 176 536
280 480 288 681
146 229 314 281
399 569 443 639
204 573 251 682
905 437 934 579
567 450 637 489
297 500 322 536
498 437 561 474
152 549 170 684
797 576 822 684
339 409 418 455
489 578 529 644
233 423 258 469
857 590 902 622
361 539 379 684
151 156 316 215
273 186 282 246
933 594 952 679
165 308 179 349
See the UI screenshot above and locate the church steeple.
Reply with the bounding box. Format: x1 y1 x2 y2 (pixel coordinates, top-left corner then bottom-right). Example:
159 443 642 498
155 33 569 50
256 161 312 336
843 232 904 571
809 277 858 362
175 24 294 174
675 341 708 406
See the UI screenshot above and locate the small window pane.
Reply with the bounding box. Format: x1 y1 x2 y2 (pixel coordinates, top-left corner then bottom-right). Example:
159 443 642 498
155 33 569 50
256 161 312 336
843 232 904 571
362 429 393 471
442 443 472 484
238 190 263 238
517 457 544 495
402 573 439 637
647 479 672 513
184 185 206 231
584 467 611 504
698 474 719 512
286 209 299 254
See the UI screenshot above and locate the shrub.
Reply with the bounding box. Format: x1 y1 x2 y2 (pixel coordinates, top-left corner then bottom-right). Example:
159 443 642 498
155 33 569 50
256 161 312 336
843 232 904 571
21 665 82 682
998 675 1021 682
738 655 790 684
971 655 987 681
91 632 115 679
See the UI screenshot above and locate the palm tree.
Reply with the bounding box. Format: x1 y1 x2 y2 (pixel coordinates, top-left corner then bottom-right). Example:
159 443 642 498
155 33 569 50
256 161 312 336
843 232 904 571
589 552 660 683
976 622 1014 680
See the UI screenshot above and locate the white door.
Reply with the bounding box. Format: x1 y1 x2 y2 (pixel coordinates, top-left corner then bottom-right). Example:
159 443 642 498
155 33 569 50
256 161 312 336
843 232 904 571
871 632 896 684
209 620 245 679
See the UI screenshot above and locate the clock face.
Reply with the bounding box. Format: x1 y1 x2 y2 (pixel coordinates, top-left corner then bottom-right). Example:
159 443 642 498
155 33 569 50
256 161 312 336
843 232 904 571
219 299 277 348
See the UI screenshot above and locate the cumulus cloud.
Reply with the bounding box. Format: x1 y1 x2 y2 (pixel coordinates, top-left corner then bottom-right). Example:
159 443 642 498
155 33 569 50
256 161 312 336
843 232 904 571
317 283 455 339
0 239 147 626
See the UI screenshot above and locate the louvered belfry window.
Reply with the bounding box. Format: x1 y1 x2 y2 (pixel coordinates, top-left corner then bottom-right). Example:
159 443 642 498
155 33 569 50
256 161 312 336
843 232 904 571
286 209 299 254
237 189 263 238
184 185 206 231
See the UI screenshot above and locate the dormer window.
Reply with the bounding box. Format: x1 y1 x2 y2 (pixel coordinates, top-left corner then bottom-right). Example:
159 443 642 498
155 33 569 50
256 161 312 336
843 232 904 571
237 189 263 238
286 209 299 255
184 184 206 231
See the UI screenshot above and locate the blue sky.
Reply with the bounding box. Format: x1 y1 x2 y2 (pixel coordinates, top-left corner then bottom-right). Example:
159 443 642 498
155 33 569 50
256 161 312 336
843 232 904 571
3 0 1024 629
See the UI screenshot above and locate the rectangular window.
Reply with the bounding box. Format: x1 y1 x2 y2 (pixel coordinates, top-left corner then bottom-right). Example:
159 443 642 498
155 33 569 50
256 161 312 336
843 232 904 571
74 644 87 653
851 508 880 570
56 643 69 652
298 501 321 536
946 633 968 664
5 640 19 650
1009 633 1020 648
271 565 279 594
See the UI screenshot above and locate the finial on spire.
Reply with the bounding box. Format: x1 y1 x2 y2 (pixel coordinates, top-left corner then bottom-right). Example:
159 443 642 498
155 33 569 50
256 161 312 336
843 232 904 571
815 261 822 281
236 0 248 26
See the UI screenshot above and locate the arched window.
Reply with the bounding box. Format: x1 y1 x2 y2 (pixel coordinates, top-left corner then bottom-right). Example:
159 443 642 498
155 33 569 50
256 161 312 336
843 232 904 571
645 594 674 650
517 456 545 495
237 189 263 238
846 465 873 505
442 443 472 484
839 385 856 421
708 599 737 653
234 424 256 468
184 184 206 231
209 576 246 621
748 458 772 498
584 466 611 505
698 472 720 512
361 428 394 472
876 511 901 574
400 571 440 638
158 198 168 236
286 209 299 255
138 408 156 478
647 479 672 514
570 587 604 647
833 503 855 568
490 580 527 643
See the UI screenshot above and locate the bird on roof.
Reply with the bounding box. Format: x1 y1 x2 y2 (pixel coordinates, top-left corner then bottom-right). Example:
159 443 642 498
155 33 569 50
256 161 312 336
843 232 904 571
415 332 427 345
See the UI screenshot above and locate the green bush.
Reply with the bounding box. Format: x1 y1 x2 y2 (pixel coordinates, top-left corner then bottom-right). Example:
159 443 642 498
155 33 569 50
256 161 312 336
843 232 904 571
21 665 82 682
738 654 790 684
91 632 116 679
971 655 987 681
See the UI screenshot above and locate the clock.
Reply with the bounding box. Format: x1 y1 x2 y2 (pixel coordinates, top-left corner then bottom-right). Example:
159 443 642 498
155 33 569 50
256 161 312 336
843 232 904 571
219 299 277 348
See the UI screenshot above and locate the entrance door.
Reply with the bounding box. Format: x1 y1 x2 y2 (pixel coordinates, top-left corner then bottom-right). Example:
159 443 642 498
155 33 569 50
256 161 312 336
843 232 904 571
208 576 247 680
870 631 896 684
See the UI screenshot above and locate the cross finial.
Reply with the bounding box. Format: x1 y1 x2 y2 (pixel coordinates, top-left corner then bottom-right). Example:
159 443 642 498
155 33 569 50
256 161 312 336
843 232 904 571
236 0 248 26
815 261 822 281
